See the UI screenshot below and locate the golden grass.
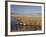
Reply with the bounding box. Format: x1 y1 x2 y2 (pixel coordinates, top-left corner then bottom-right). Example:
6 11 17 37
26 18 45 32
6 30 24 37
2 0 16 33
11 14 42 26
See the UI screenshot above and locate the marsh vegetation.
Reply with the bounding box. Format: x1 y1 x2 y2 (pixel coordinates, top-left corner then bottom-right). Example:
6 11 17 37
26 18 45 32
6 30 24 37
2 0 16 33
11 14 42 32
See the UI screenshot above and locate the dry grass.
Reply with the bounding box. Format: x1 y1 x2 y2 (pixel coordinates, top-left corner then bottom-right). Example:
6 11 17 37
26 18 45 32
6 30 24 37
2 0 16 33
11 14 42 31
12 14 42 25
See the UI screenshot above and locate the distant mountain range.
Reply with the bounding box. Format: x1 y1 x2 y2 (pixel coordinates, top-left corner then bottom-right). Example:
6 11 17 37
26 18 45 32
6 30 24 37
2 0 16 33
11 12 41 15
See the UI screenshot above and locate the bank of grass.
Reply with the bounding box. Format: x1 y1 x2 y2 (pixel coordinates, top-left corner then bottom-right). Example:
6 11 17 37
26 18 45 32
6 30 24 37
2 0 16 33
11 14 42 32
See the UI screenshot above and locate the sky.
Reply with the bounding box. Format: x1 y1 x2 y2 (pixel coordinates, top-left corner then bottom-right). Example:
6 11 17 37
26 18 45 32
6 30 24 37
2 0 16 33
11 5 42 14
